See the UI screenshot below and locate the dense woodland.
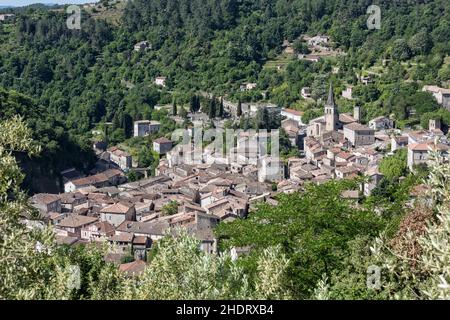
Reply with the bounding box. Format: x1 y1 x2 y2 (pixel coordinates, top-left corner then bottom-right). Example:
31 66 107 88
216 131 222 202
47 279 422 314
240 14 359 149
0 0 450 300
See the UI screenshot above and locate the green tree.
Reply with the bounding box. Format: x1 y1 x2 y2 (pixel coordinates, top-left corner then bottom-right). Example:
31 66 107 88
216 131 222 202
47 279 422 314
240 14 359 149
379 149 408 181
119 230 291 300
179 105 188 119
254 107 270 129
161 200 179 216
391 39 411 61
237 99 243 117
208 96 217 119
318 154 450 300
172 99 177 116
293 40 310 54
0 116 73 299
189 95 196 113
215 180 385 299
218 97 224 118
408 30 433 56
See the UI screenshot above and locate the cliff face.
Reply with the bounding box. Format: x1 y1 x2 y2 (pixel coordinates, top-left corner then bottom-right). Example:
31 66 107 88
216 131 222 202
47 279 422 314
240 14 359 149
16 153 61 194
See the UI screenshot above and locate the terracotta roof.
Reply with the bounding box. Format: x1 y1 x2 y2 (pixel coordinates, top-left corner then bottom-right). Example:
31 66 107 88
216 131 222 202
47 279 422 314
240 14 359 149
58 215 98 228
430 143 450 152
409 143 429 151
108 147 131 157
116 221 168 236
339 113 357 124
336 166 360 174
119 260 147 276
59 192 86 204
70 174 108 187
393 136 408 143
32 193 60 205
109 232 134 243
133 236 149 245
92 221 115 234
328 147 341 154
102 169 124 179
423 85 450 94
48 212 63 220
344 122 373 131
282 108 304 116
101 202 133 214
336 152 354 160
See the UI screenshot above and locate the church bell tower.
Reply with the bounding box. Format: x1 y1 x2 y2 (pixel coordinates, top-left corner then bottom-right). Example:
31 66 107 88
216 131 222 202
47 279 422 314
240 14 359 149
325 83 339 132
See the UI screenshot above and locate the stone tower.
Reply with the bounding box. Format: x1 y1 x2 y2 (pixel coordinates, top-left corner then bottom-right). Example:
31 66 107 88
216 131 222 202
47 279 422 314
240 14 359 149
325 83 339 132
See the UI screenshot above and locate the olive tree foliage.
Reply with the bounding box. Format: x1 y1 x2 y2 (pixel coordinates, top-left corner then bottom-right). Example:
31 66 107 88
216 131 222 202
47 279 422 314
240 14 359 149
417 154 450 299
314 154 450 300
0 116 73 299
93 230 291 300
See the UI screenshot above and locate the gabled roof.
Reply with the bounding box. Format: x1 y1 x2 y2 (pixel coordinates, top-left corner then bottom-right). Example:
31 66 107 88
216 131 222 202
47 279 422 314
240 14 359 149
109 232 134 243
408 143 429 151
423 85 450 94
344 122 373 132
70 174 109 187
108 147 131 158
282 108 304 116
32 193 60 205
339 113 357 124
392 135 409 143
90 221 115 234
116 221 168 236
59 192 86 204
336 166 360 174
132 236 149 245
119 260 147 276
336 152 355 160
101 202 133 214
58 215 98 228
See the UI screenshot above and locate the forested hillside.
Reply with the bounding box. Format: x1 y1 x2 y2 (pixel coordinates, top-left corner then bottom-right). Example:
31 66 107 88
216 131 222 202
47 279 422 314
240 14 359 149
0 88 96 192
1 1 449 187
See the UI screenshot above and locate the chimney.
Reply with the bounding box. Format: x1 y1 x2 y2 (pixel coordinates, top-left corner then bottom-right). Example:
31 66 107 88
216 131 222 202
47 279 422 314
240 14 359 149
429 119 441 131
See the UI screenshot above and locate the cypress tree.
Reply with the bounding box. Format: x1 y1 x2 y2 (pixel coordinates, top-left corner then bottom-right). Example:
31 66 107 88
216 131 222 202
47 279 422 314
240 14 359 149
196 95 201 112
190 95 196 113
172 99 177 116
237 99 242 117
219 97 224 118
209 96 216 119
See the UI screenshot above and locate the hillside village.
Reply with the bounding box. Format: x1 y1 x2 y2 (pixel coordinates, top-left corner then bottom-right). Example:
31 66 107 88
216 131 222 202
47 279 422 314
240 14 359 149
29 78 450 275
2 0 450 300
18 13 450 277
